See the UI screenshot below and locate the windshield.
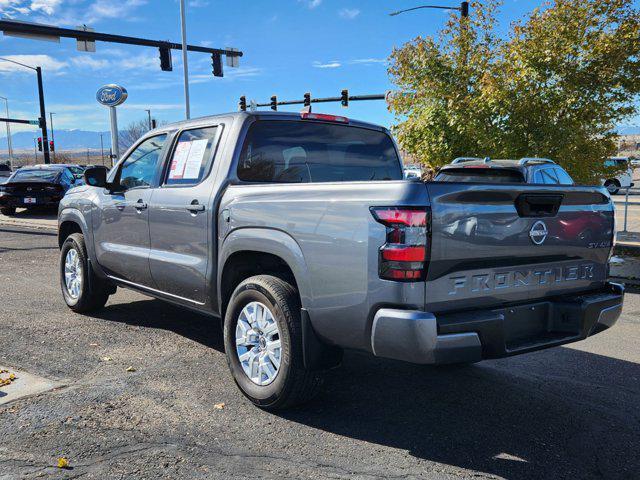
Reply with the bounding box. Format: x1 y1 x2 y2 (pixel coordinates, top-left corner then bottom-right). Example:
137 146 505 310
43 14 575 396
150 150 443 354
238 121 403 183
11 169 61 182
435 168 525 183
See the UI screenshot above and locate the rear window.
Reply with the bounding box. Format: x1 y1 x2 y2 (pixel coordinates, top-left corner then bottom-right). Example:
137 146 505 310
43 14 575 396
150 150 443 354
237 121 402 183
435 168 525 183
11 169 60 182
0 164 10 172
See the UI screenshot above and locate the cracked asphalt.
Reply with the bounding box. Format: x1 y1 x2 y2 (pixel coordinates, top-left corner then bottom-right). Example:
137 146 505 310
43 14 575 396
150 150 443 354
0 226 639 479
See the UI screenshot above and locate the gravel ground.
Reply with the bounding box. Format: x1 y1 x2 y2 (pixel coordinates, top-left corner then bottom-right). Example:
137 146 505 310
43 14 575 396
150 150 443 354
0 226 639 480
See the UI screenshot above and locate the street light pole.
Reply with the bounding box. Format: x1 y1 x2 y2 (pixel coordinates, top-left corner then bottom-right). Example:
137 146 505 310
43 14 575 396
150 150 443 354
49 111 56 163
0 57 50 163
0 95 12 164
389 2 469 18
179 0 191 119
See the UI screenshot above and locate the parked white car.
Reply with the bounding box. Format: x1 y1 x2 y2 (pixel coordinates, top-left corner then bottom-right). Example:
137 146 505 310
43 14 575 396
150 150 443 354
403 165 422 179
603 157 634 194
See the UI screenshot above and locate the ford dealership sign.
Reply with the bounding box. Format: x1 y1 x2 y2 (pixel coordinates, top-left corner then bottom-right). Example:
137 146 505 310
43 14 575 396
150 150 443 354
96 84 128 107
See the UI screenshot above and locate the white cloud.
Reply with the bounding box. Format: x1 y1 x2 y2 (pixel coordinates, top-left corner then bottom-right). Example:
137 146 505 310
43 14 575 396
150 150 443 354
188 0 209 6
349 58 387 65
30 0 62 15
0 54 67 74
299 0 321 9
313 61 341 69
339 8 360 19
70 56 110 70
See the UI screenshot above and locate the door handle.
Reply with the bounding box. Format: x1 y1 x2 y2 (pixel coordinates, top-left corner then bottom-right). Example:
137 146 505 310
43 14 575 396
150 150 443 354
186 201 205 213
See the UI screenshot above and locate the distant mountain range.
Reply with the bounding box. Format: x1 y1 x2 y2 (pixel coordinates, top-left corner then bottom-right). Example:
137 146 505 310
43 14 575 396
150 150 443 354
0 129 111 151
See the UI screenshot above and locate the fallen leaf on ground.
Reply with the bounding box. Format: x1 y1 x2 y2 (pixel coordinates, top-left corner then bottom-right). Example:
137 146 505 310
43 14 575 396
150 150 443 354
213 403 225 410
125 366 136 372
89 343 99 347
101 357 112 362
57 457 69 469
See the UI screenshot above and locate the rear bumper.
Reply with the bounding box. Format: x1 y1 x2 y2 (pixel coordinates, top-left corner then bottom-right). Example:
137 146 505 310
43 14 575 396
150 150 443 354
0 194 62 208
371 282 624 365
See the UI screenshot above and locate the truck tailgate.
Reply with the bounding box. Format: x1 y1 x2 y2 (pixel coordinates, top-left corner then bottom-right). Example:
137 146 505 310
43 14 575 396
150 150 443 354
424 183 614 313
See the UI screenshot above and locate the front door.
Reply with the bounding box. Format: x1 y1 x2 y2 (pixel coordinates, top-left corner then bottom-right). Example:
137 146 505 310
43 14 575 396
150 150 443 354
148 125 221 304
93 134 168 287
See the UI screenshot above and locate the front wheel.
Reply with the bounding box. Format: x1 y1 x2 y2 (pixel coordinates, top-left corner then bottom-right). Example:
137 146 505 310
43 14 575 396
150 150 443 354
223 275 323 410
0 206 15 216
60 233 111 313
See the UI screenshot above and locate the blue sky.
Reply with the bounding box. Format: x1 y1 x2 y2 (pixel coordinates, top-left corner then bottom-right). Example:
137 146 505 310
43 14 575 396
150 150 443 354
0 0 638 142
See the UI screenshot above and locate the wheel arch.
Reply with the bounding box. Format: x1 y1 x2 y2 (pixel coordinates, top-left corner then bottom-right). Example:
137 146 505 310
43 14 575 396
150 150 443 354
218 228 312 319
58 209 89 249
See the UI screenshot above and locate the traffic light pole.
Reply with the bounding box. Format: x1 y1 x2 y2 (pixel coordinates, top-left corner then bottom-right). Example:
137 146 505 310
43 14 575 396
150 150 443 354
36 67 50 163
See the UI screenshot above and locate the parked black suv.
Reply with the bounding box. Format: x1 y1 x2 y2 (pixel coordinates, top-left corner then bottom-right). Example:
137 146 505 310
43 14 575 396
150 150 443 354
0 164 80 215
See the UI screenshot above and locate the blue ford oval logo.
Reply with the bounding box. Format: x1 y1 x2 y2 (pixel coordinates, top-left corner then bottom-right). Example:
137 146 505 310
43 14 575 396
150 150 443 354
96 84 128 107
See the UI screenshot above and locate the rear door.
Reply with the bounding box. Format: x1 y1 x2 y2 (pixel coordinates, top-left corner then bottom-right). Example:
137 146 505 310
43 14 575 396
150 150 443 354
148 124 222 304
424 183 614 313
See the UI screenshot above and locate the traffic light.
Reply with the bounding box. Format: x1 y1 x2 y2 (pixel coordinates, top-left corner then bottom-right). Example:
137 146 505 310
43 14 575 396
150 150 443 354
37 137 43 152
270 95 277 111
460 1 469 17
239 95 247 112
341 89 349 107
212 53 223 77
49 140 54 152
304 92 311 107
159 46 173 71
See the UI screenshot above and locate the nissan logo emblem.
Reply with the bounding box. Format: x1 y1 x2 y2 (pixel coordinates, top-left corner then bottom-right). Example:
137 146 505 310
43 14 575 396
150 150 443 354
529 220 548 245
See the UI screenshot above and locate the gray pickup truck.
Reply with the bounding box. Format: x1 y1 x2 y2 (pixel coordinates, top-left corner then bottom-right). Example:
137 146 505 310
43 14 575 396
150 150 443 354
58 111 623 409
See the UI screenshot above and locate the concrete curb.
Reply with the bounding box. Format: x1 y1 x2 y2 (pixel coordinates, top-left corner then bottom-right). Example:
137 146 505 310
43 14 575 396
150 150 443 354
0 219 57 232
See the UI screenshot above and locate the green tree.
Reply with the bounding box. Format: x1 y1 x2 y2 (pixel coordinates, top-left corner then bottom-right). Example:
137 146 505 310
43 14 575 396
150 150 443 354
388 0 640 183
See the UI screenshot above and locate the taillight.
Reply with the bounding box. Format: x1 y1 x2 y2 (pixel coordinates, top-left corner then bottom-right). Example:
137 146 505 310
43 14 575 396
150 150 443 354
370 207 429 281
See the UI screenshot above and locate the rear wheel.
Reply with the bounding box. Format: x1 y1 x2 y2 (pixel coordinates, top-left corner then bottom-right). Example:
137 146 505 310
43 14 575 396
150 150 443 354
60 233 112 313
1 206 15 216
604 180 619 195
223 275 323 410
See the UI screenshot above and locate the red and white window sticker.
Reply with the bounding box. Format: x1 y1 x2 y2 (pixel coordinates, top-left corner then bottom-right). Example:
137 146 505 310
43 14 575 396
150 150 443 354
168 139 209 180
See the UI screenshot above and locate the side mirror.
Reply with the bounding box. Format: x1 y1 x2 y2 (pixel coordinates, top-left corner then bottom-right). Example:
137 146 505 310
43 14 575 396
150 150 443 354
84 166 108 188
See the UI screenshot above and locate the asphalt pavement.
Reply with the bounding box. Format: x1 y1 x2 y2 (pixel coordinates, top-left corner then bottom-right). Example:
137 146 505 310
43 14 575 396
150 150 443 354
0 227 639 479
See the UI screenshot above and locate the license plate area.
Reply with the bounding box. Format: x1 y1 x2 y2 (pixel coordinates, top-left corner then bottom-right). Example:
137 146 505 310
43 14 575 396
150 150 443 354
503 302 578 352
23 197 37 204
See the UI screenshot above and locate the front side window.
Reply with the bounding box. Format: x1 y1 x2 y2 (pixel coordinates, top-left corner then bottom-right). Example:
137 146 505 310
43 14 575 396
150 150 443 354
238 121 402 183
118 135 167 189
165 126 219 186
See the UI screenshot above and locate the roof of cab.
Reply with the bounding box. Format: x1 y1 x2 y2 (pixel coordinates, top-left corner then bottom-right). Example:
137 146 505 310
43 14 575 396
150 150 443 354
151 110 388 135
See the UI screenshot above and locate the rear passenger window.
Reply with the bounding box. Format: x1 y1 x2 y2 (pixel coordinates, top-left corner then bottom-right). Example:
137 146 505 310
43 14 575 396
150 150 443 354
238 121 402 183
541 168 559 184
165 126 219 186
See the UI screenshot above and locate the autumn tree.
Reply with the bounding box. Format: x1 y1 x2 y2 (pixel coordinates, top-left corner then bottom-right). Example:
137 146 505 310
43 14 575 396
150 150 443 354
388 0 640 183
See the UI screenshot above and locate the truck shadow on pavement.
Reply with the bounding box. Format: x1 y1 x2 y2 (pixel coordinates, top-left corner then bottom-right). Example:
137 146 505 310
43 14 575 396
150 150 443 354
93 298 638 479
93 299 225 353
284 347 640 479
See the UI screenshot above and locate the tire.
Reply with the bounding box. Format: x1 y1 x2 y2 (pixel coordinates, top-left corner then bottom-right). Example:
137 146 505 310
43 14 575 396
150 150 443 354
604 180 619 195
1 206 15 216
60 233 111 313
223 275 323 410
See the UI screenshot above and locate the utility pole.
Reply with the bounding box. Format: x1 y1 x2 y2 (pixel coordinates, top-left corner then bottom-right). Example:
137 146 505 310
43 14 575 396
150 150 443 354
49 111 56 162
179 0 191 119
100 133 105 165
0 96 12 164
145 109 152 130
33 137 37 162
